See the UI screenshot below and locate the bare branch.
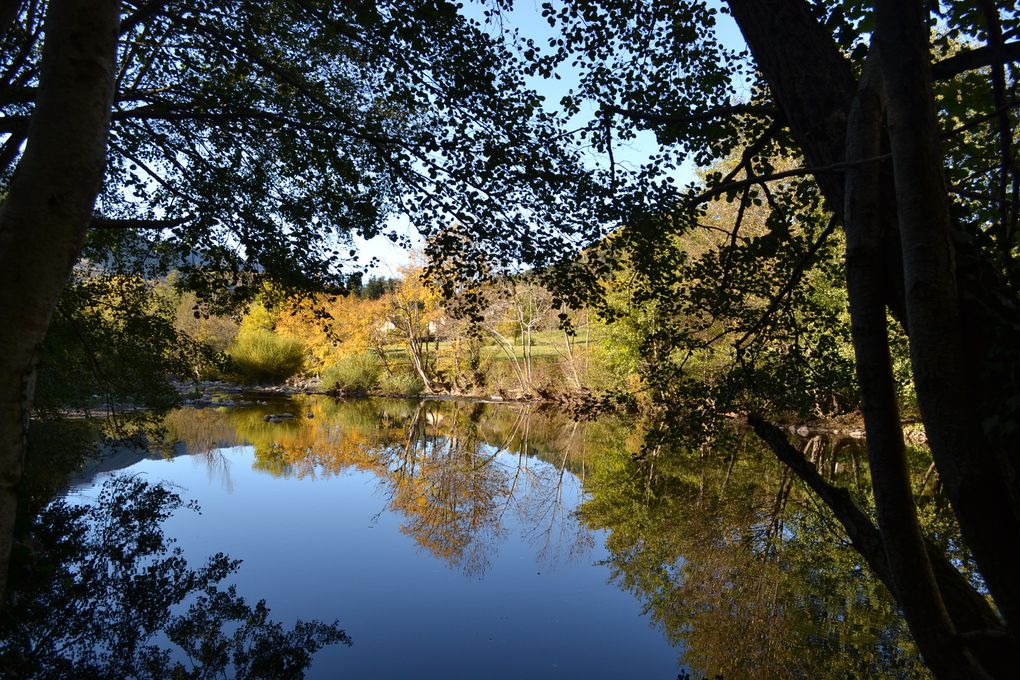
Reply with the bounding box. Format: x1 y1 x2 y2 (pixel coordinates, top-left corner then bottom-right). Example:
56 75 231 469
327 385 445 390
0 0 23 44
735 215 839 352
942 100 1020 140
687 153 892 207
748 415 1003 638
951 187 1017 206
120 0 173 35
0 128 25 175
748 414 894 588
717 120 781 188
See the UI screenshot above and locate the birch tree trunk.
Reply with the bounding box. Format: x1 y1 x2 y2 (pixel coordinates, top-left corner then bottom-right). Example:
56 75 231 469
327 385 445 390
843 48 981 678
0 0 119 605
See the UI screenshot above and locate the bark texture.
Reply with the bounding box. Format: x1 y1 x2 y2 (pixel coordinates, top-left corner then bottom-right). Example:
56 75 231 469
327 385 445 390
842 49 983 678
0 0 119 604
875 0 1020 642
726 0 908 324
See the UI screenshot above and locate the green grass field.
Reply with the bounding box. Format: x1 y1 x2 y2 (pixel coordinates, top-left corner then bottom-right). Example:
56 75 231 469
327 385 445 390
380 330 571 364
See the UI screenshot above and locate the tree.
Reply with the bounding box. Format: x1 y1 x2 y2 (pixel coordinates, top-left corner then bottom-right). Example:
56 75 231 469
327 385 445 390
37 269 209 416
420 0 1020 676
5 0 1019 675
481 277 554 394
0 0 598 606
0 0 119 612
385 263 443 391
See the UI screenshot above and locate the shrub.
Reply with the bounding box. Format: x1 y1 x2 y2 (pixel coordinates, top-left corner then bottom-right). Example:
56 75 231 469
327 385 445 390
321 353 381 393
228 329 305 384
379 369 424 396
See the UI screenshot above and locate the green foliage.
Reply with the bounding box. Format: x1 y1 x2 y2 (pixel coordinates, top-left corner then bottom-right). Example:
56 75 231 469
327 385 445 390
3 0 602 314
228 329 305 384
353 276 400 300
171 288 239 379
476 356 513 392
34 270 211 417
379 369 425 396
172 290 239 350
0 476 349 678
321 353 382 393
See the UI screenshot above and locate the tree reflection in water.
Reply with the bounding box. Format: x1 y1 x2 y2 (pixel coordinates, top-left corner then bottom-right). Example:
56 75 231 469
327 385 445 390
580 431 937 679
166 397 600 578
159 396 954 677
0 476 349 679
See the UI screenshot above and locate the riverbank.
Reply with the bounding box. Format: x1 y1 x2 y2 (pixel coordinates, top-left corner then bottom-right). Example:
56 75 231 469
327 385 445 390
175 378 613 408
169 379 929 444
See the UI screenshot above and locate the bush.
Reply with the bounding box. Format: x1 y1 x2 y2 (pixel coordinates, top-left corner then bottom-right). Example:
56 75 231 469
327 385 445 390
228 329 305 384
379 369 424 396
321 353 381 393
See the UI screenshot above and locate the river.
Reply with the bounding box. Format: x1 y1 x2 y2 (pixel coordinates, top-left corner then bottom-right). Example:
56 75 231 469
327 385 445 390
6 395 936 678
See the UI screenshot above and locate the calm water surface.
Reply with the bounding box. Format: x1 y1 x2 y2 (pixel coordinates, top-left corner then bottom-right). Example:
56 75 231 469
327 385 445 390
48 395 928 678
69 397 681 679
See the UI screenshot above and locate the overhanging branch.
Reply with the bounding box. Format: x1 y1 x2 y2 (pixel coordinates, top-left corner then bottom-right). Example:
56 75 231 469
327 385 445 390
932 40 1020 80
687 153 892 207
735 215 839 352
747 414 1004 637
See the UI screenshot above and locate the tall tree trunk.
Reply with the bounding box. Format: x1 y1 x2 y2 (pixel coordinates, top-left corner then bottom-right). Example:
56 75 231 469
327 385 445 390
724 0 852 208
408 333 433 392
725 0 910 326
842 49 986 677
0 0 119 605
875 0 1020 643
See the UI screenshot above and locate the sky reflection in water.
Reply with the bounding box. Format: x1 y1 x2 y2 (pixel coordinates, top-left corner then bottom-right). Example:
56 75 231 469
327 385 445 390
70 397 681 679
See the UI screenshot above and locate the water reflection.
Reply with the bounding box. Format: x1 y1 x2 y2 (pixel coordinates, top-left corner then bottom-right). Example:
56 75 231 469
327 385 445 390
160 395 930 677
8 396 937 678
164 397 607 577
1 476 348 678
580 432 930 679
154 396 675 678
